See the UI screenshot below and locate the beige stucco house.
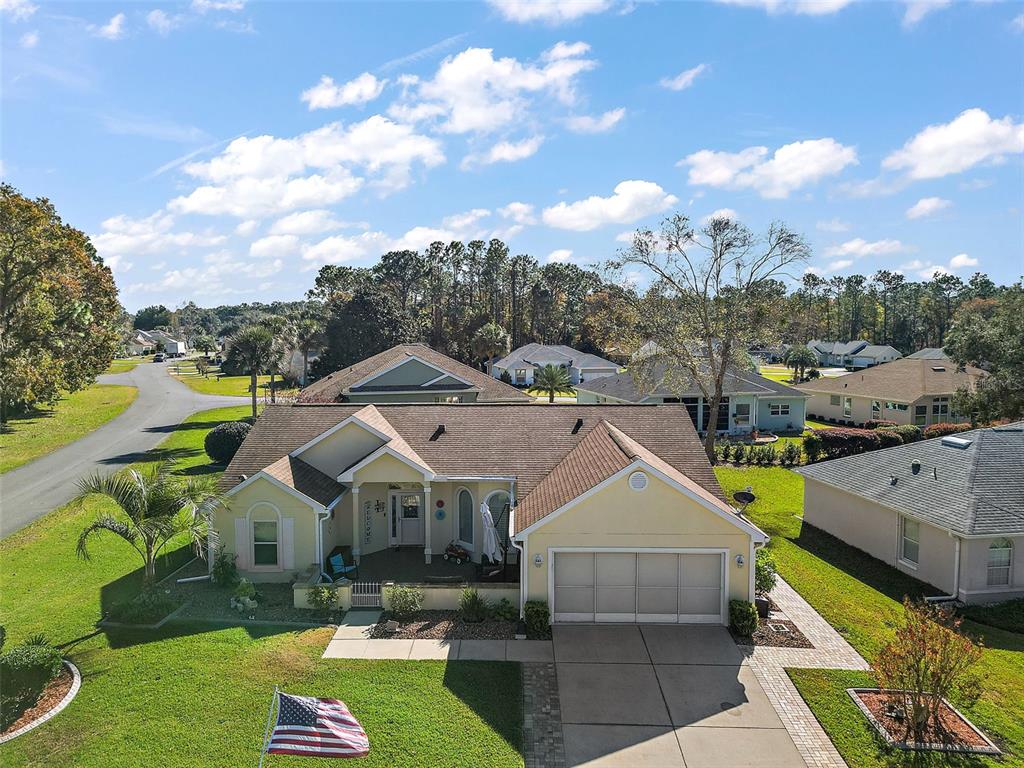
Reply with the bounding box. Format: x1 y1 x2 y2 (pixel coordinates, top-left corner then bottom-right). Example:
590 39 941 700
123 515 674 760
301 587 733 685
795 357 986 427
215 403 766 624
798 423 1024 604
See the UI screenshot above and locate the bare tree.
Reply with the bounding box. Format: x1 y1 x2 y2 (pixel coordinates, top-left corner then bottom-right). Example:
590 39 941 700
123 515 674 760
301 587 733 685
609 214 809 461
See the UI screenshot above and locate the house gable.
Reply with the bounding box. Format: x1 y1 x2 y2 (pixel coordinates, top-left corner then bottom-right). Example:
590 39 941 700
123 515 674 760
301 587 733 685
347 449 433 484
294 419 387 478
351 355 472 391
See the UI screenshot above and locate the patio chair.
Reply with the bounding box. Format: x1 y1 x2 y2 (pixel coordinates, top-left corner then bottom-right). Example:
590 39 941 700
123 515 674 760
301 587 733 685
325 552 358 583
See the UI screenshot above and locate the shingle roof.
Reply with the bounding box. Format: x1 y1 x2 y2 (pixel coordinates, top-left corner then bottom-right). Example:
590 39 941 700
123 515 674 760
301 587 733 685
906 348 951 360
575 362 807 402
794 357 986 401
261 455 344 506
809 340 868 356
856 345 901 358
220 404 726 523
493 343 619 371
797 423 1024 536
297 344 531 403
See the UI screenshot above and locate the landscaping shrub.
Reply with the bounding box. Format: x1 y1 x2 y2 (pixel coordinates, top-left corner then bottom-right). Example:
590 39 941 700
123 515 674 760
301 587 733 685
760 445 778 466
0 641 63 729
459 588 490 623
806 368 821 379
875 430 903 448
817 427 881 459
729 600 758 636
307 585 338 616
865 419 898 430
802 432 823 463
755 549 778 596
524 600 550 639
211 545 239 587
490 597 518 622
234 578 257 601
108 590 179 624
874 599 983 742
891 424 923 443
923 422 974 440
732 444 748 464
780 442 802 467
385 585 423 620
204 421 251 464
499 369 513 384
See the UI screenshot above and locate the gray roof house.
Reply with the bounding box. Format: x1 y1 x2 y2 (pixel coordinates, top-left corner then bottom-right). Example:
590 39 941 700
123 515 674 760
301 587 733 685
907 347 952 360
807 340 902 369
491 343 620 386
798 423 1024 603
576 362 809 435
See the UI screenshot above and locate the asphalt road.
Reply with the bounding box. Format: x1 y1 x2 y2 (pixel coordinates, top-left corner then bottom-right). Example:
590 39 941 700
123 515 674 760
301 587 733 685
0 361 248 538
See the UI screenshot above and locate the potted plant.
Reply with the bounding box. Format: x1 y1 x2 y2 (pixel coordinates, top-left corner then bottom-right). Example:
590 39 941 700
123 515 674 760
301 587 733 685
754 549 777 618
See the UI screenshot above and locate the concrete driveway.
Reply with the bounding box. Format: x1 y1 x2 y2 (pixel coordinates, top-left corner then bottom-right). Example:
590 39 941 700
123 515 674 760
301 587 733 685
0 362 247 537
553 625 806 768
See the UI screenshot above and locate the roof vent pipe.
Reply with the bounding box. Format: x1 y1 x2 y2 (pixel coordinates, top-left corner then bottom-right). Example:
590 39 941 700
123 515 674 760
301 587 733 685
911 461 921 474
430 425 445 441
571 418 584 434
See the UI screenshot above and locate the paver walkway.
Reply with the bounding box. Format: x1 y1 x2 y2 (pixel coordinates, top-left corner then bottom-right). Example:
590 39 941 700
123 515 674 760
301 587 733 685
740 579 869 768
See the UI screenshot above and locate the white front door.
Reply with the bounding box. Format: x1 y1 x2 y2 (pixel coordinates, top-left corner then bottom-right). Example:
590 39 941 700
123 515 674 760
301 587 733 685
390 492 425 546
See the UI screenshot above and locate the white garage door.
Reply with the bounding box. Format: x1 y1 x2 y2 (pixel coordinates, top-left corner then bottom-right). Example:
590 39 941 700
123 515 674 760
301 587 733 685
552 551 725 624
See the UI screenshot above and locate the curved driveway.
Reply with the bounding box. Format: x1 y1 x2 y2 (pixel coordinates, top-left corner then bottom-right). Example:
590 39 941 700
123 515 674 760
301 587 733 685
0 362 247 538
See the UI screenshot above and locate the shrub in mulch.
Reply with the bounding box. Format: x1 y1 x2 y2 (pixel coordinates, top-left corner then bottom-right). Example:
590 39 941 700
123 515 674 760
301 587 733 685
0 664 73 738
0 642 64 730
850 689 998 753
371 611 516 640
105 590 180 625
875 430 904 449
729 598 814 648
865 419 898 430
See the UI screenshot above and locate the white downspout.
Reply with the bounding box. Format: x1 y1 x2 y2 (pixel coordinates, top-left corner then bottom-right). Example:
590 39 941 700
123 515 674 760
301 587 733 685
926 533 962 603
506 479 526 618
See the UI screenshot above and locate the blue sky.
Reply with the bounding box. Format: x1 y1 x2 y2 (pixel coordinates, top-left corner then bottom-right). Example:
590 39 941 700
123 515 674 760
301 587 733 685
2 0 1022 311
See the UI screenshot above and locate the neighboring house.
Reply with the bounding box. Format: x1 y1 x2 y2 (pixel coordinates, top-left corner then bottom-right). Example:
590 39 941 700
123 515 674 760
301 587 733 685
576 363 808 435
299 344 532 404
215 403 767 624
807 340 902 369
906 347 951 360
491 343 620 386
798 423 1024 604
127 331 154 356
128 329 188 356
748 344 791 365
795 357 986 427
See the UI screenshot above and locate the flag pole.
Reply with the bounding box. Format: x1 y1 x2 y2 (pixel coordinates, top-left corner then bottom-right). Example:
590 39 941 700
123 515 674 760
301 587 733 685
257 686 278 768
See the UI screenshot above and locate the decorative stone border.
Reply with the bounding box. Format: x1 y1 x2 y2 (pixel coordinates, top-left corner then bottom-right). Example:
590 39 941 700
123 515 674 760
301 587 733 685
846 688 1001 755
0 660 81 745
96 601 191 630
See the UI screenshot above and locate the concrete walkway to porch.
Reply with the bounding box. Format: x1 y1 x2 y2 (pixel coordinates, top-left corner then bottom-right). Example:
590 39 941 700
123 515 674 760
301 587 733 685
322 609 553 662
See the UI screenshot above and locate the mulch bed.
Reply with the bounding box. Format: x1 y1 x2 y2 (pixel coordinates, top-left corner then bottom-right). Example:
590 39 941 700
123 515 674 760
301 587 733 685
732 617 814 648
370 611 516 640
853 690 996 752
0 666 74 738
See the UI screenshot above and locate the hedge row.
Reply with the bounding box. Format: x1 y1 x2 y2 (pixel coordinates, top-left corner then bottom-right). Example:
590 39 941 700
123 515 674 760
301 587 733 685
803 423 926 462
923 422 974 440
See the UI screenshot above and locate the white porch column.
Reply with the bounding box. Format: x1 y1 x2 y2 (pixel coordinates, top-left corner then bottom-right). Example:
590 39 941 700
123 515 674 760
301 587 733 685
350 484 361 564
423 484 432 564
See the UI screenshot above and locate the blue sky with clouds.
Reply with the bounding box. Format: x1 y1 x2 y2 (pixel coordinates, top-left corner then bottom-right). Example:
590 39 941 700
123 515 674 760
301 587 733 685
2 0 1022 311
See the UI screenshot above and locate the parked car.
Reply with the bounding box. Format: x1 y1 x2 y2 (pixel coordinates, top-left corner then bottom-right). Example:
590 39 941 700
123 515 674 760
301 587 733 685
153 353 165 362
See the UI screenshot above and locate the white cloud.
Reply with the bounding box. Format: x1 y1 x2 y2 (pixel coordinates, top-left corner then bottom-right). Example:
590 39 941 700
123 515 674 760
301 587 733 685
713 0 854 15
92 212 226 270
389 43 596 135
660 64 708 91
565 108 625 134
683 138 857 198
1013 13 1024 32
390 226 460 252
146 10 179 35
615 230 636 243
899 258 953 279
269 209 348 236
0 0 37 21
826 258 853 271
301 231 392 266
19 30 37 47
703 208 738 223
824 238 910 257
93 13 126 40
949 253 978 268
191 0 245 12
547 249 573 263
542 180 679 231
249 234 300 258
301 73 387 110
235 219 259 236
128 251 283 298
487 0 613 24
906 196 952 219
498 202 537 224
170 169 364 218
816 217 850 233
883 109 1024 180
442 208 491 230
461 136 544 169
903 0 951 27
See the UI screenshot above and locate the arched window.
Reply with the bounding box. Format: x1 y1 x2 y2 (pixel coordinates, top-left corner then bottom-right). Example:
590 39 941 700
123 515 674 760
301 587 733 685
987 538 1013 587
457 488 474 548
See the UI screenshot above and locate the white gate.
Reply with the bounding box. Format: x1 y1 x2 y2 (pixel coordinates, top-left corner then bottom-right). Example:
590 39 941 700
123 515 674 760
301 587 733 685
351 581 382 608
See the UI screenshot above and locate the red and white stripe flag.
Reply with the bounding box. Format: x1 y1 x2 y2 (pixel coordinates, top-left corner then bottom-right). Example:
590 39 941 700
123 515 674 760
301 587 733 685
265 692 369 759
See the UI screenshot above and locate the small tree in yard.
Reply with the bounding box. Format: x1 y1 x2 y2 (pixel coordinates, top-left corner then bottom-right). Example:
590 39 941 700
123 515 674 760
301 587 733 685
472 322 510 376
755 548 778 596
783 345 817 382
534 364 573 403
228 325 274 420
874 599 983 742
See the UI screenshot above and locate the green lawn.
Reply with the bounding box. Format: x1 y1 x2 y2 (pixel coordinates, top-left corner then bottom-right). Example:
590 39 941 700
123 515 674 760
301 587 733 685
525 386 577 398
715 466 1024 767
757 365 797 384
0 405 523 767
103 357 148 374
804 419 831 430
0 385 138 474
169 359 297 398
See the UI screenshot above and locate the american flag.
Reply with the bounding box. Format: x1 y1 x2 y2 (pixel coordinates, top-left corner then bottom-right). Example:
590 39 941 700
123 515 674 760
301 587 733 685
266 693 370 759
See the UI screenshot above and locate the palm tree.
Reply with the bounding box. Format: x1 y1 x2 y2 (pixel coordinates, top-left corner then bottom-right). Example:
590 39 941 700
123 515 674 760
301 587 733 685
293 317 324 386
534 363 573 403
229 325 275 419
75 461 222 587
783 345 818 382
471 322 510 376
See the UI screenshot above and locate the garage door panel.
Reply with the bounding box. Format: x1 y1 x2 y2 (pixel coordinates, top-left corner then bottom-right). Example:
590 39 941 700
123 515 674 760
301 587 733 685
637 587 677 615
679 553 722 589
596 553 636 585
555 586 595 613
555 552 594 586
638 554 677 587
679 588 722 618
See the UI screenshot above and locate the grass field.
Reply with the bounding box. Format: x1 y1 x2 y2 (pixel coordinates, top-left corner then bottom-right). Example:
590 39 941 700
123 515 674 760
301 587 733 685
0 385 138 474
0 405 523 768
757 365 796 384
715 466 1023 767
525 386 577 398
168 359 297 398
103 357 148 374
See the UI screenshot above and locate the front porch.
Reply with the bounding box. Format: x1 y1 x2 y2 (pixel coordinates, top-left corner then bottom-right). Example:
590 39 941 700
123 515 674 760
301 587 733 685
357 547 519 585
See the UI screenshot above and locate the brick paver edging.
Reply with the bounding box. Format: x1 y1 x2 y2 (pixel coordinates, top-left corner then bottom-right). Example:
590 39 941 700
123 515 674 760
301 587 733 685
522 662 565 768
741 579 870 768
0 660 82 745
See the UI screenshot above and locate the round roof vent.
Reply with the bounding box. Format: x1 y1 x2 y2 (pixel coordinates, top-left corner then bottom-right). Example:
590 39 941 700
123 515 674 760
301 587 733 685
628 471 648 491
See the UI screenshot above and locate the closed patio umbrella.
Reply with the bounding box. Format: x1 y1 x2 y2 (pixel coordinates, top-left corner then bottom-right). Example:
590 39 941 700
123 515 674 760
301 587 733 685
480 503 502 564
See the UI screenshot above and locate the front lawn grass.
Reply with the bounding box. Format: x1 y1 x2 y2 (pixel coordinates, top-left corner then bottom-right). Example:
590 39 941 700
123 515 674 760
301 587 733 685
0 384 138 474
715 465 1024 767
169 359 297 398
0 404 524 767
525 386 576 398
103 357 147 374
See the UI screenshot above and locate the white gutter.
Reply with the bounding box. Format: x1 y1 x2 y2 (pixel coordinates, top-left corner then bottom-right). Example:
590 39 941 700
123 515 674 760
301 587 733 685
506 479 527 619
316 491 347 580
